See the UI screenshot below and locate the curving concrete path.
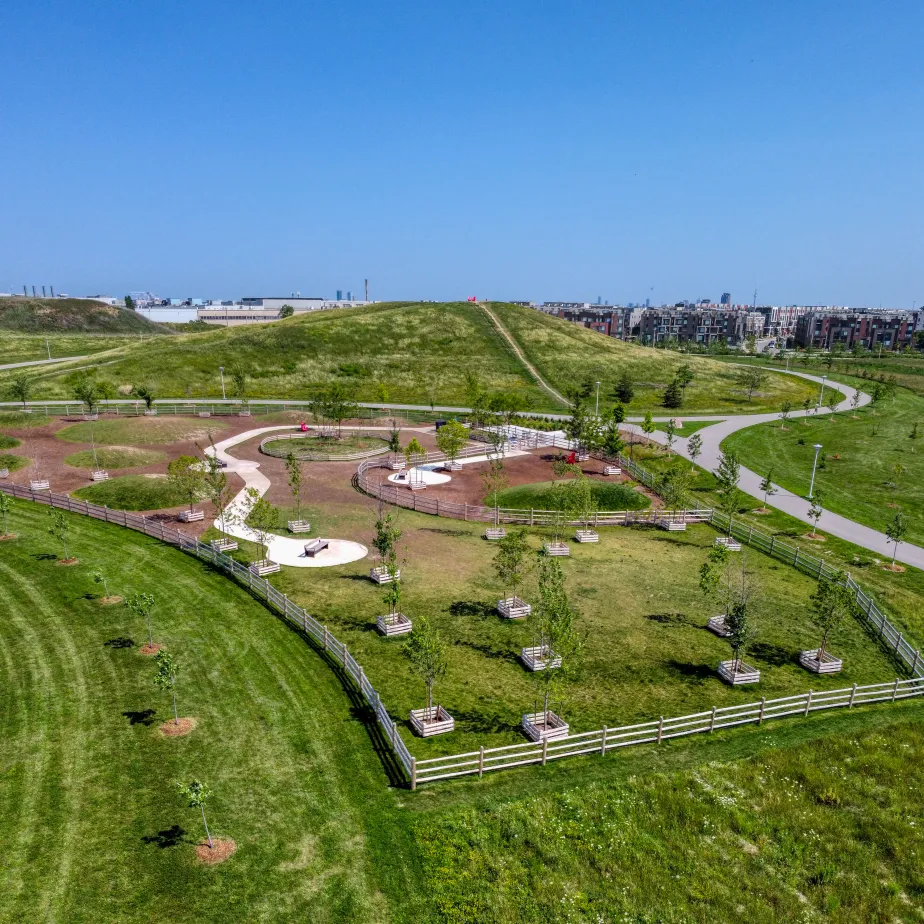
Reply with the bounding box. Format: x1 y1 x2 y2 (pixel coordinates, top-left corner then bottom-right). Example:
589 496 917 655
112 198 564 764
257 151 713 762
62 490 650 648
633 369 924 570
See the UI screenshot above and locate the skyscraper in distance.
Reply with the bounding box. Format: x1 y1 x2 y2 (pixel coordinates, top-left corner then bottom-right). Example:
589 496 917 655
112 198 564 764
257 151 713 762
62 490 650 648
720 292 731 305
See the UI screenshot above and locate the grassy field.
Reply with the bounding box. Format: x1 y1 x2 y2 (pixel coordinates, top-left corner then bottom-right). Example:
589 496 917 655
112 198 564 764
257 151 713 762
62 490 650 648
57 417 228 446
2 301 819 414
264 433 388 455
490 479 650 511
0 410 53 428
489 303 821 415
3 496 924 922
63 446 168 469
71 475 192 510
222 508 902 759
722 388 924 546
0 435 20 450
0 332 160 366
0 297 170 335
0 452 29 472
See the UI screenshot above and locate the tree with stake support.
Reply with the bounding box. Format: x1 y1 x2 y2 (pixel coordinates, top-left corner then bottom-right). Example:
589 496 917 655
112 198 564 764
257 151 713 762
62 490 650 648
126 592 158 654
807 488 825 539
494 528 532 617
714 450 741 536
47 507 76 563
284 451 310 532
404 617 452 736
885 511 907 572
801 572 856 673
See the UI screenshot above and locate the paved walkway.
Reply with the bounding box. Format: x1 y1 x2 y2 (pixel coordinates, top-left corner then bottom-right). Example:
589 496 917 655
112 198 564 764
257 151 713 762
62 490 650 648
0 354 87 371
637 369 924 569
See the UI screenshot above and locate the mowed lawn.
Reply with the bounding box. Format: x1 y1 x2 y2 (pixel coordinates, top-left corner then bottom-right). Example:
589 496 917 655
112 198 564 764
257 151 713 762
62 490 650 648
0 499 421 924
251 511 902 758
723 389 924 546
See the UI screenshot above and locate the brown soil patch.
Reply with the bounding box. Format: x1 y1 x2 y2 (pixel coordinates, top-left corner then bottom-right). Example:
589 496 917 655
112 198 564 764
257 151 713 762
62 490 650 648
196 838 236 865
159 716 197 737
138 642 163 656
0 533 17 541
99 595 123 606
752 507 772 515
886 502 901 509
56 557 80 566
803 533 826 542
883 563 906 573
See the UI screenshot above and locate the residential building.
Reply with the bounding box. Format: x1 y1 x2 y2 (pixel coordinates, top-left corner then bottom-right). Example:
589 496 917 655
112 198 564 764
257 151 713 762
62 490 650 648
794 311 919 351
638 307 749 346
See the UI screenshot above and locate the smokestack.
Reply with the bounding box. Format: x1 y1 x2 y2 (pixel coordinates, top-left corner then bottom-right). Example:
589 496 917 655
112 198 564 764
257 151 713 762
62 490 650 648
32 286 36 296
365 278 369 302
42 286 46 297
50 286 55 297
23 286 27 296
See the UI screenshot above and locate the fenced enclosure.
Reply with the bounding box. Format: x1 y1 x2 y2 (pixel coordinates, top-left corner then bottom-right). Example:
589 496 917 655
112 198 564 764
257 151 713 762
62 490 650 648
2 477 922 790
259 431 391 462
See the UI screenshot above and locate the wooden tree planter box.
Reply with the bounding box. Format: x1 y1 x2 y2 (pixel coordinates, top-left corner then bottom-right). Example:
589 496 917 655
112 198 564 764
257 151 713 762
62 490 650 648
660 519 686 531
376 612 413 637
238 410 252 417
0 468 9 479
91 471 109 482
799 649 843 674
522 710 569 741
30 480 50 491
707 615 731 637
178 509 205 522
410 705 455 737
143 409 158 417
210 538 238 552
543 542 570 557
389 460 406 470
408 481 427 492
84 413 99 421
576 452 589 462
198 411 211 418
287 520 311 533
497 596 531 619
484 527 506 540
575 529 599 543
250 559 280 576
715 537 742 551
443 460 463 471
369 566 400 584
520 646 562 671
718 660 761 685
603 465 621 476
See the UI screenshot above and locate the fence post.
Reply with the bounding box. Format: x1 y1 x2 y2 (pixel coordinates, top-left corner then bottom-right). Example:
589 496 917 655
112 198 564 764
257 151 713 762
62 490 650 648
657 716 664 743
793 548 799 568
895 632 902 653
769 535 775 557
342 643 348 669
478 746 485 779
464 503 467 521
530 508 534 526
849 682 857 707
541 736 549 766
391 720 397 747
709 706 717 732
324 626 329 650
411 758 417 790
892 677 900 701
805 689 813 716
758 697 766 724
600 725 607 756
913 650 921 675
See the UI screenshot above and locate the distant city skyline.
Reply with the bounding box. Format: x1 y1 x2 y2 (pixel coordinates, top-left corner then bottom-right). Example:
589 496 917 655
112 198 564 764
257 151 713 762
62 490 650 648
2 1 922 307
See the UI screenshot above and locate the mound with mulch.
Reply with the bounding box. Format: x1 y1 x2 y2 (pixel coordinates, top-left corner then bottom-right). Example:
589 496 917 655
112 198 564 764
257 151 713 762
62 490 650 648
138 642 163 656
196 838 236 865
159 717 197 737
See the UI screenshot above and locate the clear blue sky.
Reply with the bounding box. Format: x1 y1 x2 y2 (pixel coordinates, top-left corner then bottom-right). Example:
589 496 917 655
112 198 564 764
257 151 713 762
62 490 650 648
2 1 922 307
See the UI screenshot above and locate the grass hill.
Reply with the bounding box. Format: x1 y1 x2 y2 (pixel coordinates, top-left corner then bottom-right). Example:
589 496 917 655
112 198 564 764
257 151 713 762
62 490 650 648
0 297 170 335
1 301 818 413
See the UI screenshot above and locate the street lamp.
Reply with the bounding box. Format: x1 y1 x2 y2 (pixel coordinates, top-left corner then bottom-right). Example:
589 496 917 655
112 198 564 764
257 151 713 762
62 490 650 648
809 443 823 498
595 381 601 416
219 366 226 401
816 374 827 410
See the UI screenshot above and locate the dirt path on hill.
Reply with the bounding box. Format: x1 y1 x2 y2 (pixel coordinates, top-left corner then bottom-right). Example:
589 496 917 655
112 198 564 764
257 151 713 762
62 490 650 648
480 303 570 407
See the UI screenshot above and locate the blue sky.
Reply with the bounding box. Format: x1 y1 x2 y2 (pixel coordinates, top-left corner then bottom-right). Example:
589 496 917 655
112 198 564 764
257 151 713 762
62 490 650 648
1 1 922 306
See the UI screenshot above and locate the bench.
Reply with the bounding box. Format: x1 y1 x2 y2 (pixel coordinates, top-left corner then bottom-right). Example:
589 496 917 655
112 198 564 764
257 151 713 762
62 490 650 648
304 539 329 557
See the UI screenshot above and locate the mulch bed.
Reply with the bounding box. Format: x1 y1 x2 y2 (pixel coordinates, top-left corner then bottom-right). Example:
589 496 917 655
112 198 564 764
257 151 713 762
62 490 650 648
803 533 826 542
196 838 237 865
56 557 80 566
0 533 17 541
99 595 123 605
883 563 906 573
159 716 197 737
138 642 164 656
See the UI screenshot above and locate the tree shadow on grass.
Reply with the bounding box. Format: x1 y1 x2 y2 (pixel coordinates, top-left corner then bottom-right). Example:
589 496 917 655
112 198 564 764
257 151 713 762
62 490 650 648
33 552 57 561
646 612 698 628
141 824 187 848
340 573 373 583
453 637 521 667
449 600 495 620
664 660 715 683
750 641 794 667
105 637 135 649
449 707 522 737
122 709 157 726
419 527 471 538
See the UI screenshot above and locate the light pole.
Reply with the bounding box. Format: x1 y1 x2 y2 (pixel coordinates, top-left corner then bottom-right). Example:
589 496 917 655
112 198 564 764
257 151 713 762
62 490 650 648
595 381 601 417
219 366 226 401
808 443 823 498
816 374 827 410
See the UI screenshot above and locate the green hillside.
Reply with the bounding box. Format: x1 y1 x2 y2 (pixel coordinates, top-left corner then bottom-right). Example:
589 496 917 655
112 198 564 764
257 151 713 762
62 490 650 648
0 297 170 335
4 301 818 413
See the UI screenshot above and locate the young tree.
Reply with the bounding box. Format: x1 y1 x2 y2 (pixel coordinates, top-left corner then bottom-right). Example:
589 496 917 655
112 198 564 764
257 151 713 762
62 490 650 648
0 492 13 538
372 510 402 564
133 384 156 410
885 511 907 569
909 422 920 453
801 396 813 421
493 528 531 604
72 378 102 415
284 451 305 523
610 401 626 425
7 373 34 408
167 455 205 513
758 470 777 511
779 400 792 429
714 450 741 533
614 371 634 404
891 463 906 496
687 432 703 472
126 591 157 648
153 650 181 725
387 422 402 464
664 419 677 455
244 489 280 562
47 507 73 561
382 557 403 618
807 487 825 538
402 616 449 713
565 397 590 450
735 366 767 402
744 334 757 356
200 437 235 535
228 363 249 408
435 419 469 466
278 303 295 318
92 569 112 600
125 295 136 310
809 573 856 661
826 391 839 418
602 415 625 458
676 364 695 398
657 463 693 509
321 382 360 436
641 410 655 445
177 780 214 849
532 556 581 719
464 370 483 409
850 390 862 416
481 455 509 526
404 437 426 478
662 378 683 409
725 599 757 672
699 543 730 615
